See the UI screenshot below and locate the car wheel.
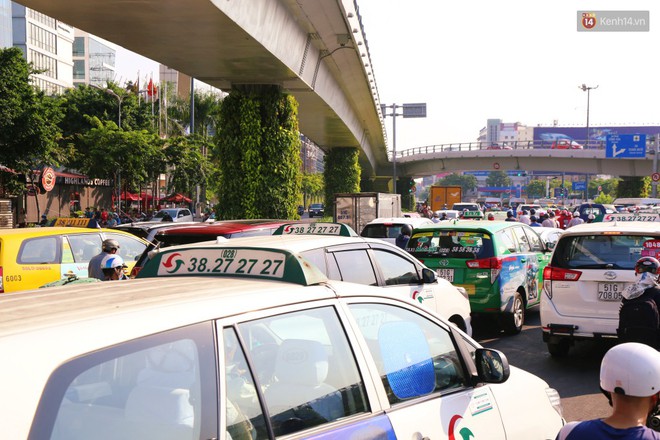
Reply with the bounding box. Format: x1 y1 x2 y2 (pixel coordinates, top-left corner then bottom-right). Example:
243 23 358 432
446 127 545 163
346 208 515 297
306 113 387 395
448 315 467 333
502 292 524 334
547 339 570 357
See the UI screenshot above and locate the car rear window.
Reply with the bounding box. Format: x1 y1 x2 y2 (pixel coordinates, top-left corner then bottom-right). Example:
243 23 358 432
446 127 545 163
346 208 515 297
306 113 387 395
361 224 402 239
552 234 659 270
408 231 494 259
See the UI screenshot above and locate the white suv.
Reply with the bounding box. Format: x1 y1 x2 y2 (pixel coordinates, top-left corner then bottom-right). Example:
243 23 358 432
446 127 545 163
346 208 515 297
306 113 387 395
541 221 660 356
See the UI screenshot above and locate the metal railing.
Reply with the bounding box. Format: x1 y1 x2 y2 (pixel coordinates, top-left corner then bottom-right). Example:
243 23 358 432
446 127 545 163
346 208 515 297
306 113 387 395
396 139 609 158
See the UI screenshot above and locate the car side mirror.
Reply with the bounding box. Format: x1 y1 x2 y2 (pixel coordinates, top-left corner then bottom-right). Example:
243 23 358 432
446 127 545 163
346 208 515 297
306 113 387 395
546 242 556 251
422 268 437 283
475 348 510 384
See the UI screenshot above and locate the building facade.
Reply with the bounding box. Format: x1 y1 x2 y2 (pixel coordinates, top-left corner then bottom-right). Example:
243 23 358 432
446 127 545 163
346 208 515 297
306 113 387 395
72 30 116 87
11 2 73 94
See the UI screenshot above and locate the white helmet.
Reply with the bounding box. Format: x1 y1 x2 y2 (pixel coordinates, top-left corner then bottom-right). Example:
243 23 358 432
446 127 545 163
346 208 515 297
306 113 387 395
600 342 660 397
100 254 126 271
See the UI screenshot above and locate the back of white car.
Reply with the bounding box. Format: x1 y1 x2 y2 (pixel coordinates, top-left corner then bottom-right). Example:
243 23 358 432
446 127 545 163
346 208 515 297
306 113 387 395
541 221 660 356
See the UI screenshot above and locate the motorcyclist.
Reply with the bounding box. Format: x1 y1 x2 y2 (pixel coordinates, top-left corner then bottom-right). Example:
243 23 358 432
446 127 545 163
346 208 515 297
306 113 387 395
556 342 660 439
395 224 412 249
100 254 128 281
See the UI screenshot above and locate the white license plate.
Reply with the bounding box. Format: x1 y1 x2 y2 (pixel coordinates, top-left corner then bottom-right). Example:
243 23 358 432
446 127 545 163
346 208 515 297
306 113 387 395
437 269 454 282
598 282 623 301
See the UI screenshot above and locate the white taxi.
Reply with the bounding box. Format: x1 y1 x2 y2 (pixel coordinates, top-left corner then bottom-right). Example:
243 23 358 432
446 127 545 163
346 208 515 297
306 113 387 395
147 222 472 335
0 245 564 439
541 220 660 356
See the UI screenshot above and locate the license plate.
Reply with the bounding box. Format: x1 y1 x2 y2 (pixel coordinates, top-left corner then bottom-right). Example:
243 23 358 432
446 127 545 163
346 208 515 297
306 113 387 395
437 269 454 282
598 282 623 301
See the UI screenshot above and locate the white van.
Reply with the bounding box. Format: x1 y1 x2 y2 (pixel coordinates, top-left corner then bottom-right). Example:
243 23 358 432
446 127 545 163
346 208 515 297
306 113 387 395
2 245 564 439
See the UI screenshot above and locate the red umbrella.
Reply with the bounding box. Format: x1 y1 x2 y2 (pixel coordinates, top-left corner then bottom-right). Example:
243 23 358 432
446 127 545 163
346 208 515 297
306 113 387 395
160 193 192 203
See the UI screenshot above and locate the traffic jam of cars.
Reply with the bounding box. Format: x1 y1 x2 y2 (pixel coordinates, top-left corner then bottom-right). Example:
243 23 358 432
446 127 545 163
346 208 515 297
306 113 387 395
2 201 660 438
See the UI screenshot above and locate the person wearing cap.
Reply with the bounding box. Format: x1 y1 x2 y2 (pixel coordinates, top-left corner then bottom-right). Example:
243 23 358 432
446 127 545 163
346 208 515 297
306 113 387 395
100 254 128 281
567 211 585 228
88 239 121 280
555 342 660 440
38 214 48 227
487 213 495 221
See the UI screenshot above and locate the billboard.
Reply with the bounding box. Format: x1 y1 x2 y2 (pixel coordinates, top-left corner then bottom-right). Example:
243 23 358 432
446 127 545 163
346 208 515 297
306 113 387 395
533 126 660 145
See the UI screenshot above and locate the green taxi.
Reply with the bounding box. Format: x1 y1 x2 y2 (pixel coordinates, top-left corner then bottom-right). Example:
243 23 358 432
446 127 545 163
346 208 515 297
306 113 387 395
407 221 552 333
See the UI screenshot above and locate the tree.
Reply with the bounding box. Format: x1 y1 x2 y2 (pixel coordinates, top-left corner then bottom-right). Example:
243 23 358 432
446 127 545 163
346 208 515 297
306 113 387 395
434 173 477 194
302 172 324 206
0 47 64 187
589 177 620 199
77 117 165 195
618 176 650 198
525 179 546 199
164 135 211 197
324 148 361 214
486 171 511 188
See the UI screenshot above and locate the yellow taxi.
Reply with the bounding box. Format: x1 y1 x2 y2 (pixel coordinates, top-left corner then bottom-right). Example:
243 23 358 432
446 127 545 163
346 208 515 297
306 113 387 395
0 225 148 293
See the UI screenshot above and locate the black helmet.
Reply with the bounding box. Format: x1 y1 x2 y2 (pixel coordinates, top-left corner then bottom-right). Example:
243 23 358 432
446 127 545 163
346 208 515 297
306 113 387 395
102 238 121 252
635 257 660 276
400 224 412 236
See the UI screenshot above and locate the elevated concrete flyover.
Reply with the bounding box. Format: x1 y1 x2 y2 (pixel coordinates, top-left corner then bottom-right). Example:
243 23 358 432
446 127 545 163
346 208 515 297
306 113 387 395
385 141 656 178
19 0 388 175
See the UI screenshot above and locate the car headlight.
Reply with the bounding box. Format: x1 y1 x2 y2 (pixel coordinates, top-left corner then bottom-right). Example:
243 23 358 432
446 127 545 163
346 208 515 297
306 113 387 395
546 387 563 419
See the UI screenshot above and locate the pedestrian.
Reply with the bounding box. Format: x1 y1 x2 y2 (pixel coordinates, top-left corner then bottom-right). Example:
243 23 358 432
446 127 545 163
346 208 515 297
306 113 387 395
88 239 121 280
555 342 660 440
617 257 660 349
38 214 48 227
487 213 495 221
100 254 128 281
567 211 584 228
395 224 412 250
505 210 517 222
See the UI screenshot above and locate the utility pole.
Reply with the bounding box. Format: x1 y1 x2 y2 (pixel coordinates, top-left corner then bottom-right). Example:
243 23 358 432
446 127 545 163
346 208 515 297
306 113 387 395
579 84 598 148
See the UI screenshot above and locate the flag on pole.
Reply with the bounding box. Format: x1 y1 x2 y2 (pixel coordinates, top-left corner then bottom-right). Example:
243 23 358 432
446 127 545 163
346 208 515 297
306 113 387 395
147 78 157 98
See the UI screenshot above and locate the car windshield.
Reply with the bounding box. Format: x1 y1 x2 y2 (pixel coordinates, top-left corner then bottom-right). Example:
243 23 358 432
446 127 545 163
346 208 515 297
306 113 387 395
408 231 494 259
553 234 658 270
154 209 177 218
310 204 323 209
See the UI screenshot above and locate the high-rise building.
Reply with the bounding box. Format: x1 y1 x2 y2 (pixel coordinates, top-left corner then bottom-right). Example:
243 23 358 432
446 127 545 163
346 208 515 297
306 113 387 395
0 0 11 48
72 30 116 87
11 2 73 94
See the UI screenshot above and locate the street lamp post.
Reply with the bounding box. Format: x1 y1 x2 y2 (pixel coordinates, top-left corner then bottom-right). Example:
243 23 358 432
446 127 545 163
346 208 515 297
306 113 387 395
579 84 598 148
381 103 427 194
90 84 123 128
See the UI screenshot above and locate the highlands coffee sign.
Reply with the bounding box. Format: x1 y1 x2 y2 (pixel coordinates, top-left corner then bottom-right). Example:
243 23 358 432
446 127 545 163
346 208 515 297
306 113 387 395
59 176 113 187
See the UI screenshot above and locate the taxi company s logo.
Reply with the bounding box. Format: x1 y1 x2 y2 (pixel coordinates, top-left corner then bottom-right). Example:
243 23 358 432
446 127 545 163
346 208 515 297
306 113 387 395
438 259 449 267
412 290 424 303
162 253 184 273
582 12 597 29
448 415 475 440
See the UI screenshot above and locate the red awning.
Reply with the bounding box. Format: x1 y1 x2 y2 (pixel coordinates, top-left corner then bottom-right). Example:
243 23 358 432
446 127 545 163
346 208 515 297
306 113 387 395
160 193 192 203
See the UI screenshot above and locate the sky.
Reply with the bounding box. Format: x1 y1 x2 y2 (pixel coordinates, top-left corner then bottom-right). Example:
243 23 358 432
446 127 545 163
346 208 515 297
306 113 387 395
113 0 660 151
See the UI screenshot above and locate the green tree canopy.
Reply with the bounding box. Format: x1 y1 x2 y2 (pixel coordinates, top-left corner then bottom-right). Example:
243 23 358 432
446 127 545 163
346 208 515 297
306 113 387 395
164 135 211 197
434 173 477 194
486 171 511 187
525 179 546 199
0 47 64 179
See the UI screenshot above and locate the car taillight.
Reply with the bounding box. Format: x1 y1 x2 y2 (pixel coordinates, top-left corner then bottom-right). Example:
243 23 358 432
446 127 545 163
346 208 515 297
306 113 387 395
543 266 582 281
466 257 503 269
0 266 3 293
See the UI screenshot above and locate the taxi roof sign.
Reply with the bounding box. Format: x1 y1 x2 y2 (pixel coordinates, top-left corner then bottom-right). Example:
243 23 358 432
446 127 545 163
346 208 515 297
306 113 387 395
461 211 484 219
53 217 95 227
272 222 357 237
136 246 328 286
600 213 660 222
